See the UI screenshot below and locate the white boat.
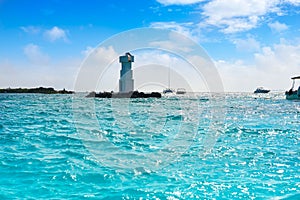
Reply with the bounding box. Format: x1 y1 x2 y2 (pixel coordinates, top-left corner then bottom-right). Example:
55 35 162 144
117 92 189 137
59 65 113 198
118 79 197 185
285 76 300 100
176 88 186 95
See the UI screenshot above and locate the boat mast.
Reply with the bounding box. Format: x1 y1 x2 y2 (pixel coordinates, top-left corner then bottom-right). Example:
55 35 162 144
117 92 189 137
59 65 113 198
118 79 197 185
168 63 171 89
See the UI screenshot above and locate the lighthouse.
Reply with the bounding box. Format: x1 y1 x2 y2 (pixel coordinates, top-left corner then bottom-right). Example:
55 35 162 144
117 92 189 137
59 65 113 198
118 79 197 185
85 52 161 98
119 52 134 93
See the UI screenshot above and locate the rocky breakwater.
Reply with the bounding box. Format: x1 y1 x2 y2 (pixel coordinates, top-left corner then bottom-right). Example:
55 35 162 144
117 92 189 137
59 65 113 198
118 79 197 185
86 91 161 98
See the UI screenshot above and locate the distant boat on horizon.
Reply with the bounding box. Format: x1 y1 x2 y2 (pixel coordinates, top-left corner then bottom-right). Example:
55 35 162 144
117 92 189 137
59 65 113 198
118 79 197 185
163 88 175 94
254 87 270 94
176 88 186 95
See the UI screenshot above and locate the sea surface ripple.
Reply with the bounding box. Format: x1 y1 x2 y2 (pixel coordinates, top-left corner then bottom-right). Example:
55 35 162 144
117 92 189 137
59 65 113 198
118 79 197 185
0 93 299 199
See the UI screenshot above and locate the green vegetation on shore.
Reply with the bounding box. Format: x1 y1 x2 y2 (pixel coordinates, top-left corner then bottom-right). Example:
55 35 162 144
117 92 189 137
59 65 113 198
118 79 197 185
0 87 74 94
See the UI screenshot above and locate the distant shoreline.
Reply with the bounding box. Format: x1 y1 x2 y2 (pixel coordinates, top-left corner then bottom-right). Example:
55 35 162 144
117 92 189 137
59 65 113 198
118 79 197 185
0 87 74 94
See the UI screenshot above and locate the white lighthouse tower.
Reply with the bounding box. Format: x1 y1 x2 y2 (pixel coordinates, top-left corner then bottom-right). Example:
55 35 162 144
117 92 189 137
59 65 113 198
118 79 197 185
119 52 134 93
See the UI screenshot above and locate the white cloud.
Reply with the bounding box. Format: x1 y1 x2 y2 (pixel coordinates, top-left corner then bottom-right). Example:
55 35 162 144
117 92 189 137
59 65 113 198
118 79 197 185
254 40 300 74
149 31 195 53
150 40 193 53
155 0 300 34
150 21 210 43
150 21 197 41
156 0 205 5
91 46 119 63
81 46 95 57
131 51 187 92
0 58 79 90
202 0 279 33
203 0 278 20
75 46 120 91
284 0 300 5
157 0 300 7
20 26 41 34
216 16 260 34
44 26 68 42
268 21 288 32
23 43 49 65
150 22 201 52
216 39 300 91
125 50 214 92
232 36 260 52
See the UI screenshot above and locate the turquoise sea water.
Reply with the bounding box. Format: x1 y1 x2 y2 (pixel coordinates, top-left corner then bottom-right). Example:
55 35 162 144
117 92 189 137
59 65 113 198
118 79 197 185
0 93 299 199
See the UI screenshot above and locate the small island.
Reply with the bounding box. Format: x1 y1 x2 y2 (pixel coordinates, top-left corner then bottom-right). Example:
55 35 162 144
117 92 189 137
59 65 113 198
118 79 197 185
0 87 74 94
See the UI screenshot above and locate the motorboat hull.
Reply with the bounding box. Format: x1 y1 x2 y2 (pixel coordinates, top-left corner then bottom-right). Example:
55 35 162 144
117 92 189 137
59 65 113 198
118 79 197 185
285 92 300 100
254 89 270 93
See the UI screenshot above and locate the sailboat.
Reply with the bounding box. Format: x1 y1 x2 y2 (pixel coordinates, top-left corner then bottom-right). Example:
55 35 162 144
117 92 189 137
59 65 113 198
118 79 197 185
163 64 175 94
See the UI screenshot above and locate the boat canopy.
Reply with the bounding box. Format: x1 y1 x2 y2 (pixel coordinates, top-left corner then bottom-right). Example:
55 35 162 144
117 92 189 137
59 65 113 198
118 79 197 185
291 76 300 80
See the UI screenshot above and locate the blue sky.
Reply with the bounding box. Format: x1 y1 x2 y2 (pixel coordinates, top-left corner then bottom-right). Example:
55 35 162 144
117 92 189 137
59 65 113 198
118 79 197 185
0 0 300 91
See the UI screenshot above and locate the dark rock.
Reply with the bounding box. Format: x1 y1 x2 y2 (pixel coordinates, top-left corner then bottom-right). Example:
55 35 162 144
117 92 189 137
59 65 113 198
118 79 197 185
86 91 161 98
